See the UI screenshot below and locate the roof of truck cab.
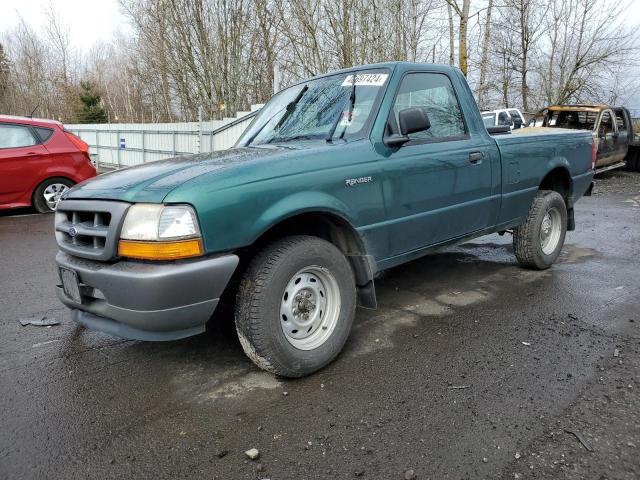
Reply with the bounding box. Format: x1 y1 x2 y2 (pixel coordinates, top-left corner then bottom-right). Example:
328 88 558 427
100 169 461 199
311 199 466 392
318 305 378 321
546 104 609 112
286 62 462 87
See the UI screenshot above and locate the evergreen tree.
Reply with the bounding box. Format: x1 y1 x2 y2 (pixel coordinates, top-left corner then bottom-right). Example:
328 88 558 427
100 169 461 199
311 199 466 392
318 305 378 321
76 81 108 123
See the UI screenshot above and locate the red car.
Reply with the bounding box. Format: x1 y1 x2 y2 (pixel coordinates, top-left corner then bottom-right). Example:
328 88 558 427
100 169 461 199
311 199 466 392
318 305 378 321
0 115 97 213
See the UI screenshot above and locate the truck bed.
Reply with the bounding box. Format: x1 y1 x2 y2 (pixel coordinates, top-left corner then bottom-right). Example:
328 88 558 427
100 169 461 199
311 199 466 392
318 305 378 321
491 127 594 225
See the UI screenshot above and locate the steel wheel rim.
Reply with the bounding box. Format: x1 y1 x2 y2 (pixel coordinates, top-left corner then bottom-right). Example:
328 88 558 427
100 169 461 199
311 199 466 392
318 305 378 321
540 206 562 255
43 183 69 210
280 265 341 350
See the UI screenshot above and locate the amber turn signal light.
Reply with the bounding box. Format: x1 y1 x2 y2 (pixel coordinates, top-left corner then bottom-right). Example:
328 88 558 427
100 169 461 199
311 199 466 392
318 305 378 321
118 238 203 260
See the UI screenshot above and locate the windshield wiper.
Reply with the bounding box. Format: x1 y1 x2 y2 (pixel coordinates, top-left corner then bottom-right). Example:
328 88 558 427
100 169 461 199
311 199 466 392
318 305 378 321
339 76 357 141
245 85 308 146
272 84 308 132
266 134 317 144
326 74 356 143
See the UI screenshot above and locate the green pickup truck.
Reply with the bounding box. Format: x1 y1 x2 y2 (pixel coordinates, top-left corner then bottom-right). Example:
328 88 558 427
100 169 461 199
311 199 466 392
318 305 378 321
55 62 594 377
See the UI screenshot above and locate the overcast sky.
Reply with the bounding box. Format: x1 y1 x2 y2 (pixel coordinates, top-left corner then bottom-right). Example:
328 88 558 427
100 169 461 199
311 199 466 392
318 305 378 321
0 0 128 49
1 0 639 110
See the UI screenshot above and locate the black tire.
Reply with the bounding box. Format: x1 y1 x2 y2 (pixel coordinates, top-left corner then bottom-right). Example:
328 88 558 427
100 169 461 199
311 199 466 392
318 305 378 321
32 177 74 213
624 151 636 171
624 157 634 171
235 235 356 378
513 190 567 270
625 149 640 172
632 150 640 172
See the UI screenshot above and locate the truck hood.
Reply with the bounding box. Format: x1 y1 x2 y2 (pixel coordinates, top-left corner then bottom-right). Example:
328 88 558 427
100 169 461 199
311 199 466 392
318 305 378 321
64 147 287 203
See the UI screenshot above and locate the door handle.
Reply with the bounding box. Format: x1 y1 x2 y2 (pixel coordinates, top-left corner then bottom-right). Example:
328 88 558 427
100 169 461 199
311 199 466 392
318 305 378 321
469 152 484 164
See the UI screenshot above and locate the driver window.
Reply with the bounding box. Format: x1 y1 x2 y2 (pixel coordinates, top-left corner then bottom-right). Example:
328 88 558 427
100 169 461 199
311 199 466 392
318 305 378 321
599 112 614 136
390 73 466 141
614 110 627 133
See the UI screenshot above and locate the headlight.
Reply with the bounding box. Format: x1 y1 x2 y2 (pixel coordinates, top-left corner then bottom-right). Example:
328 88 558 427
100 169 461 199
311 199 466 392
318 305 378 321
118 204 203 260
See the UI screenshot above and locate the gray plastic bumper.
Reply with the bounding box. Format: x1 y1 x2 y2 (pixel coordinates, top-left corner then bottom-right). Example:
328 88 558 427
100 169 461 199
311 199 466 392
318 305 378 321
55 251 238 341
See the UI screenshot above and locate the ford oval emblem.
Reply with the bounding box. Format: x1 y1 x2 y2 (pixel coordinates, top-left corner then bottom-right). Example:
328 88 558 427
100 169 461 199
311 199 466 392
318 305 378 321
68 227 78 237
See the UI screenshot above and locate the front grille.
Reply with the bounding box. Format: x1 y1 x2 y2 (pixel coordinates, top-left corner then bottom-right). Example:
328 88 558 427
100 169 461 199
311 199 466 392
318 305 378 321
55 200 130 261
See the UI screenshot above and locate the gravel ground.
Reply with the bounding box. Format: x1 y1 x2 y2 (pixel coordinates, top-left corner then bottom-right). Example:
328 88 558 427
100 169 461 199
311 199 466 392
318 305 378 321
593 169 640 196
1 172 639 479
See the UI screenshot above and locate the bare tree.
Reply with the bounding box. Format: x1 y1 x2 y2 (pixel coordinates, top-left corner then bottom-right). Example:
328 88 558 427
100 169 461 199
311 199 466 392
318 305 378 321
536 0 638 106
476 0 493 109
1 0 638 123
445 0 471 76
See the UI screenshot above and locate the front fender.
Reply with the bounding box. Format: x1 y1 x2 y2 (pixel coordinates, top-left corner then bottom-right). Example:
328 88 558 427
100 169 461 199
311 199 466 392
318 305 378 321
251 191 358 244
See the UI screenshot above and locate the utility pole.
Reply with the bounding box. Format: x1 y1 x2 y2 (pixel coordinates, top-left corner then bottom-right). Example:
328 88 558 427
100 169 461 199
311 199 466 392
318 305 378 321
197 105 203 154
273 63 281 95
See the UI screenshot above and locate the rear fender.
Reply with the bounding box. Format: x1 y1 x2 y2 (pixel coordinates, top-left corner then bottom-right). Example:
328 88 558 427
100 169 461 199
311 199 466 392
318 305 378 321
543 156 571 178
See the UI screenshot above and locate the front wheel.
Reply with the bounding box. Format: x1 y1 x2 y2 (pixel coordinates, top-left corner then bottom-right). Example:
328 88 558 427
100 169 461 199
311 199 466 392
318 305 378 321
625 150 640 172
513 190 567 270
235 236 356 377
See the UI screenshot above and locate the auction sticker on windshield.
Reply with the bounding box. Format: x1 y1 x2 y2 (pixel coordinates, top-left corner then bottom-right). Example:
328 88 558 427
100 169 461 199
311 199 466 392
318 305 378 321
341 73 388 86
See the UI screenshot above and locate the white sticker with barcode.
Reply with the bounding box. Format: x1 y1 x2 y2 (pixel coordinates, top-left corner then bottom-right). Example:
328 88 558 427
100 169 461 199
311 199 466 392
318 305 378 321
341 73 389 87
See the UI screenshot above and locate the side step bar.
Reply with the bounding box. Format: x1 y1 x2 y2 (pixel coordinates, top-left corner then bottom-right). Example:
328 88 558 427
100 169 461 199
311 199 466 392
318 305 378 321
594 161 627 175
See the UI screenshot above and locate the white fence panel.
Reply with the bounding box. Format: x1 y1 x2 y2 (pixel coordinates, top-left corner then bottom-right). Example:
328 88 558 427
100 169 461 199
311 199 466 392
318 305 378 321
66 105 262 169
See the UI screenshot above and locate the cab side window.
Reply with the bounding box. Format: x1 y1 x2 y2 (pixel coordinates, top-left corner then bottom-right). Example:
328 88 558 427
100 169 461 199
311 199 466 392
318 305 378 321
508 109 524 128
390 73 466 142
599 112 614 136
0 124 37 149
498 112 511 126
614 110 627 133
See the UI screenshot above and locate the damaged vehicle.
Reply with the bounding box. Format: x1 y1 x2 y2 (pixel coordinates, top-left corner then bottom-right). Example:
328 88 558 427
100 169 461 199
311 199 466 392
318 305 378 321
54 62 594 377
528 104 640 172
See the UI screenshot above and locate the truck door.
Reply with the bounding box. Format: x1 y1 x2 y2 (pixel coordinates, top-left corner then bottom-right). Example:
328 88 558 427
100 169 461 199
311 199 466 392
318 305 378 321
595 110 617 167
613 109 630 162
381 72 497 256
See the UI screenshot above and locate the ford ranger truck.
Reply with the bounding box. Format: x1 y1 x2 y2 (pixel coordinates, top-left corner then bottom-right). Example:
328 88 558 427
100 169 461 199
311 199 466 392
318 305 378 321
55 62 595 377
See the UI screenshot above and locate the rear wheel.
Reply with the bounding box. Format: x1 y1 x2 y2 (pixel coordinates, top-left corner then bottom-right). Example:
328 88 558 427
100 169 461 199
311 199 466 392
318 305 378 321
513 190 567 270
33 177 74 213
235 235 356 377
630 150 640 172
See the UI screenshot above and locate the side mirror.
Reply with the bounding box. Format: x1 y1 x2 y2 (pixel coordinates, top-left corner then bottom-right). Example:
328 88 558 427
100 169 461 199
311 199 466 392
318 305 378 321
384 133 410 147
399 107 431 136
384 107 431 148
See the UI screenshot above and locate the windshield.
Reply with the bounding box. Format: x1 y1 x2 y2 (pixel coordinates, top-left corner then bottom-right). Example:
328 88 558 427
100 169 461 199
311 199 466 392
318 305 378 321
236 69 390 146
481 113 496 127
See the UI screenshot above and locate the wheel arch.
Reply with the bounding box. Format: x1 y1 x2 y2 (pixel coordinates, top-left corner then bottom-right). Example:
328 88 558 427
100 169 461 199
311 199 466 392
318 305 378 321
238 209 377 308
539 166 572 198
30 175 76 207
539 166 574 230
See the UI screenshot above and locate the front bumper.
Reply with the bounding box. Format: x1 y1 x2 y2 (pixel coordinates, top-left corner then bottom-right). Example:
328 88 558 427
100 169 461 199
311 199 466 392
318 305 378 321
55 251 238 341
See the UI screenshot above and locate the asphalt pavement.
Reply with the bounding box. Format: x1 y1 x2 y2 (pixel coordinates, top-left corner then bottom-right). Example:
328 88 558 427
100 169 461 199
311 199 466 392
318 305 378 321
1 170 639 479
